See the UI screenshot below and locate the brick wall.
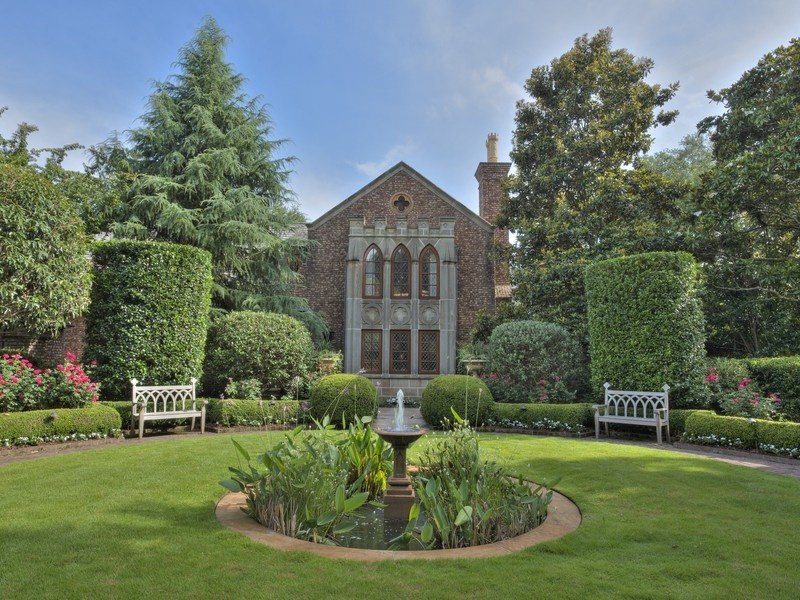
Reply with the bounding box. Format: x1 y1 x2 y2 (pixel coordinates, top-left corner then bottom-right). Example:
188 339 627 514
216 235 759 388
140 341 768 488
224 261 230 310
0 317 87 366
296 167 499 348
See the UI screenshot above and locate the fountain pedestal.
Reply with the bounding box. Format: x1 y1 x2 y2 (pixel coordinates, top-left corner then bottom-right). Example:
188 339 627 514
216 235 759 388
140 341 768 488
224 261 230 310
375 429 426 522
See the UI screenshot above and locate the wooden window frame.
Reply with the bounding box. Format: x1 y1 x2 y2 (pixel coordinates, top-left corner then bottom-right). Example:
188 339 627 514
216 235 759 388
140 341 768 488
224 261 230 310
389 330 411 374
360 329 382 374
362 245 383 299
419 245 440 300
390 244 411 299
418 330 440 374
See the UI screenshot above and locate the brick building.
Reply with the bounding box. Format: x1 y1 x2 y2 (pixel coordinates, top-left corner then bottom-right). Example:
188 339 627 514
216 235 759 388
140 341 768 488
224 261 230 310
297 134 511 399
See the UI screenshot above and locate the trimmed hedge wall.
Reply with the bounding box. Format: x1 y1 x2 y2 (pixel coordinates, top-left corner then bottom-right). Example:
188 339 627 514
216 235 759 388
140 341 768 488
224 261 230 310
203 311 314 397
747 357 800 421
669 409 715 434
207 399 301 427
86 241 213 399
585 251 707 408
491 403 593 430
421 375 495 428
307 374 378 427
684 411 800 455
0 404 121 441
101 399 302 430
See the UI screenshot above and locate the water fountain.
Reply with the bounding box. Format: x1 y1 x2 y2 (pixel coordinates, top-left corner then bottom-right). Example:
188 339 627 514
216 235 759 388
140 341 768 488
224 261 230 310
374 390 427 522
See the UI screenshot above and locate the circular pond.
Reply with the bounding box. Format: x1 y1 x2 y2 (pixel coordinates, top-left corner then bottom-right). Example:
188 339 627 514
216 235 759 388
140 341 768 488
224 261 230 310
215 488 581 561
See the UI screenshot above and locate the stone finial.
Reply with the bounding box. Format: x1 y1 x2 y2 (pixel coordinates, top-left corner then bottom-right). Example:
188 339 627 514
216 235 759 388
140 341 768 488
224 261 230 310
486 133 499 163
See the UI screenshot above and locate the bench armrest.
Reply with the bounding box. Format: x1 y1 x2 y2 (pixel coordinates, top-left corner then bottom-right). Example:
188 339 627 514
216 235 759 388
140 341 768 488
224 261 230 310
591 403 607 415
655 407 668 418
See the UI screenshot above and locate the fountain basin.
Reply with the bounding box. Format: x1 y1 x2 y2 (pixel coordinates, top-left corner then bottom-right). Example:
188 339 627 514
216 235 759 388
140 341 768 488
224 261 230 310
374 427 427 522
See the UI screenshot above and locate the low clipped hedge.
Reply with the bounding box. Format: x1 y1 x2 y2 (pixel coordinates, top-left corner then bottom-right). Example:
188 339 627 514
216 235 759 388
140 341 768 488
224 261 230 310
747 357 800 421
0 404 121 443
307 374 378 427
490 403 593 432
669 409 714 435
421 375 494 428
101 399 303 430
207 399 301 427
684 411 800 457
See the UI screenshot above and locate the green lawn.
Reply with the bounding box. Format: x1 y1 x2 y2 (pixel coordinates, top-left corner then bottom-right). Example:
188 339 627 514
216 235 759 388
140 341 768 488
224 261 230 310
1 432 798 599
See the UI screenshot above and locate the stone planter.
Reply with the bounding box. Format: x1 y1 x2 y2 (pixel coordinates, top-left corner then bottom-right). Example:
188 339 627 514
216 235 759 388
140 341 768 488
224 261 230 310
462 358 488 377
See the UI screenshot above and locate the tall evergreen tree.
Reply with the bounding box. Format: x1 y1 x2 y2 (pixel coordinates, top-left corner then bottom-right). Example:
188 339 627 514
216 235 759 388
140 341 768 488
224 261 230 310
501 29 684 342
115 18 323 336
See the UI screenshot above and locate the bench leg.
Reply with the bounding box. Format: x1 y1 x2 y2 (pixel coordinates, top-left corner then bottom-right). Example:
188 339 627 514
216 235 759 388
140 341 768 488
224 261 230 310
138 414 145 439
200 408 206 434
190 416 196 432
656 423 662 445
604 422 609 437
595 413 600 439
130 413 136 437
666 422 671 444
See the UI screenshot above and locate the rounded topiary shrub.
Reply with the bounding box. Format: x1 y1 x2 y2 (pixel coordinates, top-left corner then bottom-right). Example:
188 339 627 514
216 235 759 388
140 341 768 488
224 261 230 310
487 320 587 403
307 374 378 426
585 251 707 408
204 311 314 397
85 240 213 399
421 375 495 428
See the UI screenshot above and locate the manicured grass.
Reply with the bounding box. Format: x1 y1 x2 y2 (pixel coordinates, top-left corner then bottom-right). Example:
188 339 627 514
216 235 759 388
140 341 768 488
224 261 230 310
2 432 799 599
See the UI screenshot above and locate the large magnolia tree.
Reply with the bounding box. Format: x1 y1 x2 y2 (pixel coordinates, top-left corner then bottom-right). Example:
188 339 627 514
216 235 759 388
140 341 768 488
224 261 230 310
696 37 800 356
501 28 686 342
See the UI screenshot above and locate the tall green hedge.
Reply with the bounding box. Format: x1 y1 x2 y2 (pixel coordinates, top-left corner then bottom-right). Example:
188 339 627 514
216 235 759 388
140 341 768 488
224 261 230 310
86 241 213 399
585 252 707 408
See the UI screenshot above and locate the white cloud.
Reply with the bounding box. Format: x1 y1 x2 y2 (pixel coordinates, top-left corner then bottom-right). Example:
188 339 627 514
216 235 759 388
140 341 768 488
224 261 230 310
352 140 416 178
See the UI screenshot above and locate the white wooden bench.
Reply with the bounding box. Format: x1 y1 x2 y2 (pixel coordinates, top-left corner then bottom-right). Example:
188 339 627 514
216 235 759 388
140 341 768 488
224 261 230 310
130 378 207 439
593 382 670 444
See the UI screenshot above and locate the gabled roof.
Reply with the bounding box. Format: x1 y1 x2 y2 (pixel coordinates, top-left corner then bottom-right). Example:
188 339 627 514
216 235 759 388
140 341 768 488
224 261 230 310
307 162 493 232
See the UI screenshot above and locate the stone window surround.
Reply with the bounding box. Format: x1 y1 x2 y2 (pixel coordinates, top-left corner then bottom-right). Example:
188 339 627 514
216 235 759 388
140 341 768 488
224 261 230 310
344 217 456 378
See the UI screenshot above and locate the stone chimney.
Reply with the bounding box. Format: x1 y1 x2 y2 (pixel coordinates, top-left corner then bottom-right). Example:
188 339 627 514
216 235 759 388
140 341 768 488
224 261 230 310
475 133 512 292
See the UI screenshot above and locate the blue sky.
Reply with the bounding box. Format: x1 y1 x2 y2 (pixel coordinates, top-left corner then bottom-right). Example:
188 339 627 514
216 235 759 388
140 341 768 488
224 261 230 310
2 1 799 219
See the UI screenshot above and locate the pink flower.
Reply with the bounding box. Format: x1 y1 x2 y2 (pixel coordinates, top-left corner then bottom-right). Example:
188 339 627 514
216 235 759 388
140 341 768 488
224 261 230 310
35 376 43 385
738 378 753 390
33 369 41 375
65 351 77 363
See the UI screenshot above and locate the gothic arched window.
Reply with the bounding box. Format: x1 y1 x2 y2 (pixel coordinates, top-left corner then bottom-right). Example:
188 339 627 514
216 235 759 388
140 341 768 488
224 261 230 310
419 245 439 299
391 245 411 298
363 245 383 298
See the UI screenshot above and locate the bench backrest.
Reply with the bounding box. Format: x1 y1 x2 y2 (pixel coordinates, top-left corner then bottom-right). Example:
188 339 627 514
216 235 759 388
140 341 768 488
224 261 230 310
603 382 669 420
131 378 197 416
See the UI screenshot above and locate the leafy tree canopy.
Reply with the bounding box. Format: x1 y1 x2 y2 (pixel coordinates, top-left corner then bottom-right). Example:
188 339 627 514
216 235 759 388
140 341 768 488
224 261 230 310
641 132 713 188
695 38 800 356
0 162 91 334
113 17 324 337
0 107 123 234
501 28 684 340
